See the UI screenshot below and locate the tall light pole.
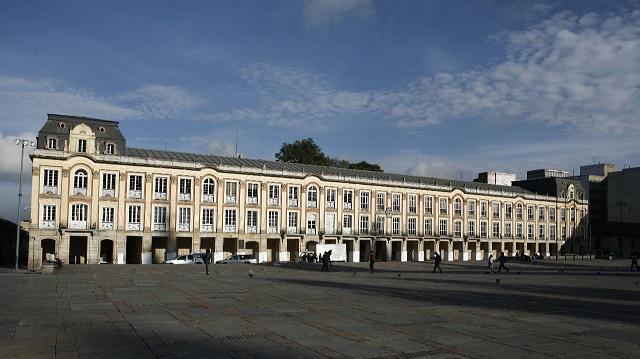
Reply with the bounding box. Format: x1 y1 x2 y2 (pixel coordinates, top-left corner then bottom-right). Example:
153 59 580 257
14 138 36 270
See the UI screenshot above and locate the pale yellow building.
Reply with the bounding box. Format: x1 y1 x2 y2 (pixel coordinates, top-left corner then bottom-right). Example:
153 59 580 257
28 114 588 268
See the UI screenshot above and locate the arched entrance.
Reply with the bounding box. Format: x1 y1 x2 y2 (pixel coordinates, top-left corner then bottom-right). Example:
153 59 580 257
100 239 114 263
41 238 56 262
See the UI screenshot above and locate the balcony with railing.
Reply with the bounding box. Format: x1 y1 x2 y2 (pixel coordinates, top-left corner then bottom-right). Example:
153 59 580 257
69 220 87 229
127 223 140 231
179 193 191 201
42 186 58 195
41 220 55 229
154 192 167 200
100 222 114 231
326 201 335 209
288 199 298 207
202 194 214 203
287 226 298 234
153 223 167 231
267 226 278 234
307 201 317 208
72 187 87 196
343 227 352 235
224 225 236 233
247 197 258 205
268 198 279 206
344 202 352 210
201 224 214 232
224 196 236 204
307 228 317 235
178 223 190 232
101 189 115 198
246 225 258 234
128 190 142 199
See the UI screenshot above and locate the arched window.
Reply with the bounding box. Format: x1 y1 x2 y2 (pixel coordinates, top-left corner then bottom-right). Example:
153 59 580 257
203 178 215 195
202 177 216 202
453 198 462 216
307 186 317 207
73 169 88 188
516 203 523 219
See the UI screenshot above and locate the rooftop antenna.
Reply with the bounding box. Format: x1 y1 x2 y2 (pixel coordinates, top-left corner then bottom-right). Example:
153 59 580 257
164 138 168 152
235 129 239 158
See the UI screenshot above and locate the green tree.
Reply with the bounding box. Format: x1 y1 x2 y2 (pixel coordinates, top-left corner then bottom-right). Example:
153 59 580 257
348 161 383 172
275 138 331 166
275 138 384 172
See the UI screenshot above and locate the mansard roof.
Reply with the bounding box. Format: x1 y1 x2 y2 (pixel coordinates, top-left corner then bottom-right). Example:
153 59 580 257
125 147 534 195
39 114 125 142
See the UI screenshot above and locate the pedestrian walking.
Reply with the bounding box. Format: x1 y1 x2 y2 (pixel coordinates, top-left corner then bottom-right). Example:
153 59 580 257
631 251 639 272
204 248 212 275
487 254 495 273
368 250 375 273
321 251 328 272
432 252 443 273
498 251 509 272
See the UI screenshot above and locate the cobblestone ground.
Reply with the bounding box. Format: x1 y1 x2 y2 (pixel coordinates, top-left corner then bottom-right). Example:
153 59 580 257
1 258 639 359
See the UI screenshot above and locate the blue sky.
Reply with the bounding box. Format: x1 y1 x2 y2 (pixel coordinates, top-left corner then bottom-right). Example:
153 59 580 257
1 0 640 220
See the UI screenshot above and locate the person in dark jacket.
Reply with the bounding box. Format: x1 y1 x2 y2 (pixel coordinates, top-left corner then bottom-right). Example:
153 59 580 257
498 251 509 272
321 251 328 272
432 252 443 273
368 251 375 273
204 248 212 275
631 251 639 272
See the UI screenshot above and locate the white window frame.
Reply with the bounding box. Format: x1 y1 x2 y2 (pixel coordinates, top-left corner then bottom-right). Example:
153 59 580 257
343 189 353 210
127 204 141 231
268 211 279 234
306 213 317 234
178 177 192 201
408 217 417 235
392 193 401 212
467 220 475 237
439 197 448 216
343 214 353 235
359 215 369 234
202 177 216 202
246 210 258 233
225 181 238 204
268 184 280 206
391 217 400 235
41 204 56 229
360 191 370 211
224 208 237 232
454 220 462 238
177 207 191 232
424 196 433 215
306 186 317 208
326 188 336 209
42 169 59 195
408 194 417 214
453 198 462 216
439 219 448 236
288 186 299 207
201 207 215 233
154 176 168 200
128 174 143 199
377 193 386 211
287 211 298 234
153 205 167 231
424 218 433 236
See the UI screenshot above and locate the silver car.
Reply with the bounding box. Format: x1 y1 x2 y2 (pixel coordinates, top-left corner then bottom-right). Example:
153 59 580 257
164 255 195 264
216 254 257 264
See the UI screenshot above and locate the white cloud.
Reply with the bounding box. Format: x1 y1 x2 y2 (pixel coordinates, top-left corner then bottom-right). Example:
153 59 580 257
208 7 640 136
304 0 375 27
115 84 203 120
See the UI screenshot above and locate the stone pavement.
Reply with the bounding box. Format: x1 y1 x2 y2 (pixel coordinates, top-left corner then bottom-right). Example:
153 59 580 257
1 258 639 359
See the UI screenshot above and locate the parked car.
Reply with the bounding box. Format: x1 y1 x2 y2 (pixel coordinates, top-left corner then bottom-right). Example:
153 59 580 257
216 254 257 264
164 255 195 264
192 253 208 264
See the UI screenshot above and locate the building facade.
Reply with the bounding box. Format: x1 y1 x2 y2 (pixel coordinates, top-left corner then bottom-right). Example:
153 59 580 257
28 115 588 268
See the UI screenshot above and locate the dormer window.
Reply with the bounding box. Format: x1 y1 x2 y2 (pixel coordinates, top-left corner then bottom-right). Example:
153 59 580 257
105 143 115 155
78 139 87 153
47 138 57 150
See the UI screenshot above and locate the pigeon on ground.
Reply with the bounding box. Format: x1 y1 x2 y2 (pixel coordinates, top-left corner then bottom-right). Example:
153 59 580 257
397 274 402 277
248 270 254 278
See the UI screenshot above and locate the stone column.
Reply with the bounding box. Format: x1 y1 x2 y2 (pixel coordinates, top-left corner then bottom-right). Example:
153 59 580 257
447 240 453 261
142 234 152 264
214 235 224 263
401 239 407 262
462 241 469 261
386 240 392 261
418 240 425 261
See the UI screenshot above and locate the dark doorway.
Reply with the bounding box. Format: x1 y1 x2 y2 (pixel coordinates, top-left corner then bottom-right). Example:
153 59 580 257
359 239 371 261
267 238 279 262
41 238 56 262
375 241 387 261
200 237 214 252
245 241 259 257
69 236 87 264
286 238 299 262
126 236 142 264
406 241 418 261
343 240 353 262
223 238 237 259
100 240 114 263
152 237 168 263
424 241 435 261
391 241 402 261
177 237 192 256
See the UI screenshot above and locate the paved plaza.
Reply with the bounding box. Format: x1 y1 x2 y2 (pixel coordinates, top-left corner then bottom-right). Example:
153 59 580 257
1 259 639 359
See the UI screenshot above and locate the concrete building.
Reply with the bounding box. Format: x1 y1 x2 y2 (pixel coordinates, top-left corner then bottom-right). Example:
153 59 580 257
527 168 570 180
27 114 588 269
473 172 516 186
607 166 640 224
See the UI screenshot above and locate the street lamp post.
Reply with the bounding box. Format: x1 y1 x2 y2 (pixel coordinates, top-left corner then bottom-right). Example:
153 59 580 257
14 138 36 270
